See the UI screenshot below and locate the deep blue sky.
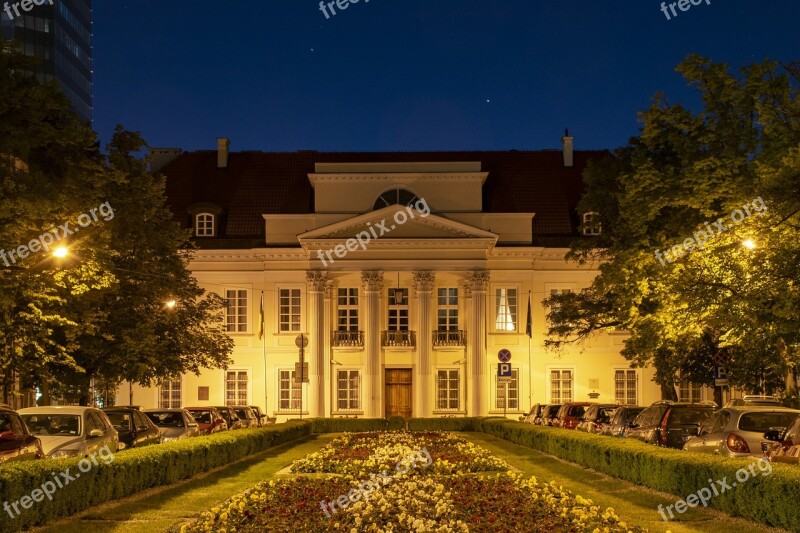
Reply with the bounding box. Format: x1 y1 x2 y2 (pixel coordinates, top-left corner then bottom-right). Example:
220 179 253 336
93 1 800 153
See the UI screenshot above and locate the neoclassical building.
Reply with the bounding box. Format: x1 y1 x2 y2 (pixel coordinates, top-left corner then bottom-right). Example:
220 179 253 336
122 136 677 420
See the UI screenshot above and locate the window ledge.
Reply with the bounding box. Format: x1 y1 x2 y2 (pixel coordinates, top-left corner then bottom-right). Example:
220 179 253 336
274 411 310 415
432 411 467 416
332 412 364 416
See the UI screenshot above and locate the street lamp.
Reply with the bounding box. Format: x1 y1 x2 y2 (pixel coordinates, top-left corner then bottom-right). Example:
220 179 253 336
165 299 177 309
52 246 68 258
742 239 757 250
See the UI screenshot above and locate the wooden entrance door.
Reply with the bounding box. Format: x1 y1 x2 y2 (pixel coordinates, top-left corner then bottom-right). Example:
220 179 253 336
385 369 412 419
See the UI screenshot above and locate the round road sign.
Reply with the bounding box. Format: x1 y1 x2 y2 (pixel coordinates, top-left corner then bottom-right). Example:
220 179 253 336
498 349 512 363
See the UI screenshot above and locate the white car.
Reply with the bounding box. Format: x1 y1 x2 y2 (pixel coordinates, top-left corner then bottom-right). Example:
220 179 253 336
19 406 119 459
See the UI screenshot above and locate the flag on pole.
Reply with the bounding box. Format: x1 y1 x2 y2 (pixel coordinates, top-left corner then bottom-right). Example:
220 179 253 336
258 291 265 340
525 291 532 338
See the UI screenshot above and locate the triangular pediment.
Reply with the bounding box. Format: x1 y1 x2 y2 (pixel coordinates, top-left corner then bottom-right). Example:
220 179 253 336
297 205 498 250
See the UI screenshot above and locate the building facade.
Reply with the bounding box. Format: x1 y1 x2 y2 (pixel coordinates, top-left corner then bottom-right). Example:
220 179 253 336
1 0 92 122
120 137 680 420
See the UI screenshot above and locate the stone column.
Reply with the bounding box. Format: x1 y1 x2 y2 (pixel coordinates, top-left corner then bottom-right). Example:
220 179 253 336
323 279 336 417
462 281 472 415
362 272 384 418
413 272 435 417
467 271 489 416
307 271 327 418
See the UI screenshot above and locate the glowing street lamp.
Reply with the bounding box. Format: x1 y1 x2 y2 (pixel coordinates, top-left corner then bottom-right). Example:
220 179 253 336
52 246 68 258
165 299 177 309
742 239 757 250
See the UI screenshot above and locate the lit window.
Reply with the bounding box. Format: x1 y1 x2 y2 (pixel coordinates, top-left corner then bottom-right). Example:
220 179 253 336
278 370 302 411
582 212 601 236
225 290 247 333
614 370 638 405
196 213 215 237
337 289 359 331
337 370 360 411
679 381 702 403
436 369 460 411
437 288 459 331
495 288 517 331
225 371 249 406
279 289 302 332
159 379 181 408
550 369 573 403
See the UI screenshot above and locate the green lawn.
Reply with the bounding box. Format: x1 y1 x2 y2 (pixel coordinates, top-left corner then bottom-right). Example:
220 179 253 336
32 430 787 533
461 432 785 533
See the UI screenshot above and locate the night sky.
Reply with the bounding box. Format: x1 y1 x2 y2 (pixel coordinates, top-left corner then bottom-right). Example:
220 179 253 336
93 1 800 153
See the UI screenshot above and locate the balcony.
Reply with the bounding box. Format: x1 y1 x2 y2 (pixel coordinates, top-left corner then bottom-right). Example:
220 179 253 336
332 330 364 348
382 330 416 348
433 330 466 348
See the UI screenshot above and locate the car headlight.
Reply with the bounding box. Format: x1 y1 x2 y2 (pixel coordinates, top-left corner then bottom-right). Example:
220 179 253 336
162 437 177 443
50 449 82 459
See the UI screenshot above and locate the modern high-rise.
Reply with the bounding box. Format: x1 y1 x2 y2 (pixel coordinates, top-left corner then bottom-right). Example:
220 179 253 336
1 0 92 122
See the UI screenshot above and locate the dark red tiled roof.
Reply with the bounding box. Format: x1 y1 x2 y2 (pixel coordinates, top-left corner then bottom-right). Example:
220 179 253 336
161 149 611 246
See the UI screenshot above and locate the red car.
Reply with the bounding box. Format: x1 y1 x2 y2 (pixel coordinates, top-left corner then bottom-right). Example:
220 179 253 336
184 407 228 435
0 406 44 463
553 402 594 430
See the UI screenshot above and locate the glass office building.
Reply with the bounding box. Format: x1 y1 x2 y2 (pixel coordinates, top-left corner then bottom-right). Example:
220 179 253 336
1 1 92 123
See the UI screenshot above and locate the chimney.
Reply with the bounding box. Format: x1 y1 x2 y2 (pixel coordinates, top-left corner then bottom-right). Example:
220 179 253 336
217 137 231 168
561 129 574 168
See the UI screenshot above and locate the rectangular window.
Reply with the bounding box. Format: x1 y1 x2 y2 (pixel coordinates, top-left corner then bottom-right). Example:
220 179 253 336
614 370 638 405
388 288 409 331
550 369 573 403
336 370 360 411
437 288 459 331
225 370 248 406
278 370 302 411
195 213 215 237
159 379 181 408
279 288 302 333
496 369 519 410
679 381 702 403
225 290 248 333
495 288 517 331
436 369 460 411
337 288 359 331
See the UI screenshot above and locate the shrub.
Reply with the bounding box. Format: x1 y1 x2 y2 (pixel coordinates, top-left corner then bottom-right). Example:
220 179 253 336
387 416 406 430
474 418 800 531
303 417 389 433
407 417 485 432
0 421 311 531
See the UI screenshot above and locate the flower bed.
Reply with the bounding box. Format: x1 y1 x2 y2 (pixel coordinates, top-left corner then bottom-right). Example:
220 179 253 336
180 431 643 532
290 431 510 475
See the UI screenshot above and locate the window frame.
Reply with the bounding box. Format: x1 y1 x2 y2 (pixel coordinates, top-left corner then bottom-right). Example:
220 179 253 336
493 368 519 411
224 369 251 407
492 285 520 333
336 288 360 332
434 368 462 412
437 288 459 332
277 368 306 413
159 378 182 409
548 367 575 404
277 286 304 334
335 369 362 413
613 369 638 405
224 288 250 334
581 212 602 236
387 288 409 331
195 213 216 237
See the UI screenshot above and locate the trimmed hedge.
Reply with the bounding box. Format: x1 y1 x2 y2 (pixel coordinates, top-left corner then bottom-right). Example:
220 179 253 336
387 416 406 431
473 418 800 531
301 417 389 433
407 417 483 432
0 421 311 531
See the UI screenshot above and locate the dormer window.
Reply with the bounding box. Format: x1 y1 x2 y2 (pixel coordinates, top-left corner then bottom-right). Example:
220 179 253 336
373 188 420 210
582 212 601 236
195 213 216 237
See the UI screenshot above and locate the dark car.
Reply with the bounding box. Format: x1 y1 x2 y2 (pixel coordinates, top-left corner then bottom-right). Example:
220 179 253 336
763 413 800 464
576 404 618 434
601 406 646 438
143 409 201 442
553 402 594 430
627 401 715 448
214 406 243 430
233 406 258 428
724 395 783 408
520 404 545 424
185 407 228 435
0 406 44 463
535 404 563 426
249 405 272 427
102 407 162 449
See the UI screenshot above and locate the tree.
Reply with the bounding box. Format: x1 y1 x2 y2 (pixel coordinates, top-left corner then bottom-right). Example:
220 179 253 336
545 55 800 404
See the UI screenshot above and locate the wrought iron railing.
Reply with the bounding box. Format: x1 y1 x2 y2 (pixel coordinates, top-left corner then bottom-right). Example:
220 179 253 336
432 330 466 347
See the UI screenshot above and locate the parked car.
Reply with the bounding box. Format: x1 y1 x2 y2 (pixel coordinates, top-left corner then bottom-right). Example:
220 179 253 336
763 413 800 464
214 406 243 430
0 405 44 463
249 405 273 426
143 409 200 441
184 407 228 435
553 402 594 430
684 406 800 458
19 406 119 458
535 404 563 426
576 404 618 434
627 401 714 449
601 406 646 438
520 404 544 424
102 407 162 449
233 406 259 428
724 395 783 408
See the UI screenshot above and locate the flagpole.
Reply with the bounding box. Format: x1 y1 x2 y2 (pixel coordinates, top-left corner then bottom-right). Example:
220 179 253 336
260 291 267 419
527 290 532 406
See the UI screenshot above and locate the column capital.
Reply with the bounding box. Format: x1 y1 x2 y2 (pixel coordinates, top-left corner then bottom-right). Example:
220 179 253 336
361 271 384 292
324 279 338 299
466 271 490 291
307 271 328 292
412 271 435 292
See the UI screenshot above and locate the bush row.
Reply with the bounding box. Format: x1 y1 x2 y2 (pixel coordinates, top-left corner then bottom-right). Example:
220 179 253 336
0 421 311 531
472 418 800 531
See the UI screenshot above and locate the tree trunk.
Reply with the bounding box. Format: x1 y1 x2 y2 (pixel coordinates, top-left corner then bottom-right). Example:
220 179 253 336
777 339 799 408
660 382 678 401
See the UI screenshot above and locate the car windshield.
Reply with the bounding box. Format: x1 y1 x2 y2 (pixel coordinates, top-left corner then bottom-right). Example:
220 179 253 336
105 412 132 431
0 414 13 432
568 406 586 417
234 409 248 419
597 407 616 420
188 411 212 424
546 406 561 416
625 408 645 420
668 408 712 425
21 414 81 436
146 412 184 427
739 412 799 432
219 411 232 423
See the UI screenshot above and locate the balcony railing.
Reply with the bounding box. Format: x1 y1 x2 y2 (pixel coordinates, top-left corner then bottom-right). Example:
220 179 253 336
433 330 466 347
382 330 416 348
332 330 364 348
